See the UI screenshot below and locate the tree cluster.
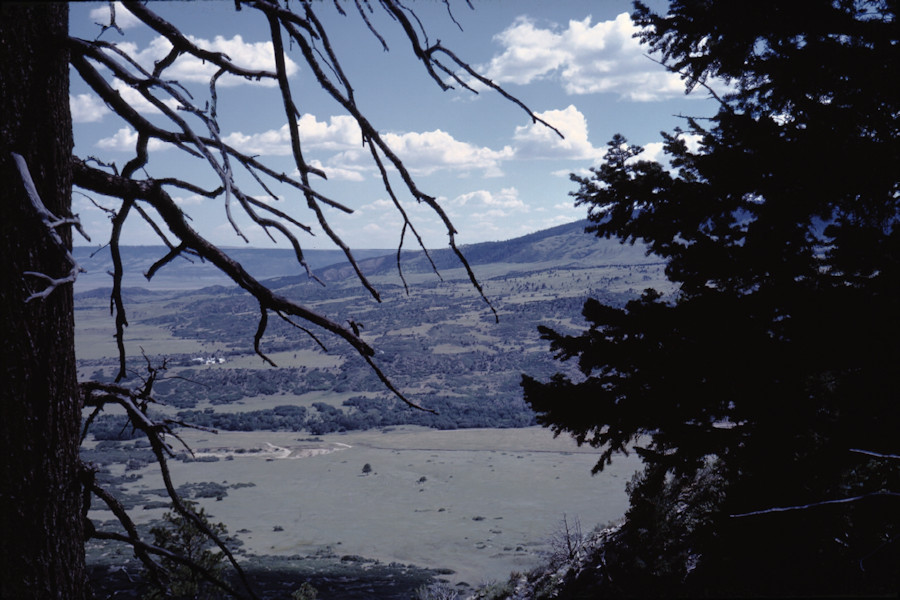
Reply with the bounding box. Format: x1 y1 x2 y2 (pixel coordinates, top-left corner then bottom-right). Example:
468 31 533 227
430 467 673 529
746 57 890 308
524 0 899 595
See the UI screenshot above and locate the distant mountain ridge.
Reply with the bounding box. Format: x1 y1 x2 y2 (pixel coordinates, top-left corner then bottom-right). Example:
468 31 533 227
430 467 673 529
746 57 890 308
373 219 653 272
72 246 393 291
73 220 656 291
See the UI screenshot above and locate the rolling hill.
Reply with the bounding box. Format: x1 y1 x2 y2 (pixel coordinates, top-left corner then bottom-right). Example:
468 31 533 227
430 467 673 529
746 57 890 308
73 219 656 292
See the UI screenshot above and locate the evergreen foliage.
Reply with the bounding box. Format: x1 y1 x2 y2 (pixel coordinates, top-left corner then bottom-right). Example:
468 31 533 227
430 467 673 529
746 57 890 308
142 501 228 600
523 1 899 595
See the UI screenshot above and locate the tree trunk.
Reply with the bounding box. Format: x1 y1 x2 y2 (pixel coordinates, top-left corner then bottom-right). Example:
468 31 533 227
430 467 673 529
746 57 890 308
0 3 86 598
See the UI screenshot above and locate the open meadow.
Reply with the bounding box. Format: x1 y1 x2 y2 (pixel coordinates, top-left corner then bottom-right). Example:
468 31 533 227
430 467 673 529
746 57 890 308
76 223 662 594
89 427 642 588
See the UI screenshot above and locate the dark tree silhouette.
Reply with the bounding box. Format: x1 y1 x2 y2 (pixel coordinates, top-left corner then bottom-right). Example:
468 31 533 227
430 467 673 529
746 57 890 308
1 2 558 598
1 5 85 598
523 0 899 595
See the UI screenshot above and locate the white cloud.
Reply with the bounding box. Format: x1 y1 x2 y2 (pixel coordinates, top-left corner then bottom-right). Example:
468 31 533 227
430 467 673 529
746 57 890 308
380 129 514 177
104 34 298 87
89 2 141 31
297 114 364 149
552 200 585 215
682 133 703 154
110 80 182 115
173 194 206 207
307 159 366 182
630 133 703 166
223 125 291 156
70 81 196 125
222 114 363 156
547 213 584 227
70 93 110 123
484 13 687 101
95 126 169 152
484 17 571 86
225 117 514 177
553 167 591 178
453 187 524 210
638 141 666 164
513 105 604 160
365 199 395 211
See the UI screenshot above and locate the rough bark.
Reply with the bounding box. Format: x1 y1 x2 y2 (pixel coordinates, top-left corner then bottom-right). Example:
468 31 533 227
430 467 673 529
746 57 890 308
0 3 86 598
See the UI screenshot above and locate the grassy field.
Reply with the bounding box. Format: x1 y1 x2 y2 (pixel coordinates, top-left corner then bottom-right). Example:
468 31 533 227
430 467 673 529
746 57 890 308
95 426 641 587
77 227 663 592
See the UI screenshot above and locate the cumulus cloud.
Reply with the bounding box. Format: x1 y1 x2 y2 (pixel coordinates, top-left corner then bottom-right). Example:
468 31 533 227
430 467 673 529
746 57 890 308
380 130 514 177
483 13 686 101
296 114 364 149
95 127 169 152
222 125 292 156
71 81 185 124
631 133 703 166
173 194 207 207
70 93 110 123
553 167 591 178
307 159 367 182
222 114 362 156
453 187 524 210
513 105 604 160
103 34 299 87
223 116 512 177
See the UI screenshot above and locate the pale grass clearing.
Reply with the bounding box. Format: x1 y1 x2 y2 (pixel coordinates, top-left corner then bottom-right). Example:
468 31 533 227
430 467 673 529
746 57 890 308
74 314 219 360
107 426 641 587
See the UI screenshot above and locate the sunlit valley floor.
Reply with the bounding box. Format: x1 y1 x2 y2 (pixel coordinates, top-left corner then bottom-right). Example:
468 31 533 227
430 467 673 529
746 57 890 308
76 221 665 597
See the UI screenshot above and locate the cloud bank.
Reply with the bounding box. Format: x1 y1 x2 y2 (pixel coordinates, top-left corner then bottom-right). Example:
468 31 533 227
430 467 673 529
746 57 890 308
483 13 686 101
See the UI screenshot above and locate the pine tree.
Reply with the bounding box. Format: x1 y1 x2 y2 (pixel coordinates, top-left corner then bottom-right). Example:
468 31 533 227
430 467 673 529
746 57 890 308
143 502 228 600
523 1 899 595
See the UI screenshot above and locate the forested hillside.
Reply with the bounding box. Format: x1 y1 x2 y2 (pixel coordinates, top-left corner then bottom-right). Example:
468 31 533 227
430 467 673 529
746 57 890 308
75 220 667 438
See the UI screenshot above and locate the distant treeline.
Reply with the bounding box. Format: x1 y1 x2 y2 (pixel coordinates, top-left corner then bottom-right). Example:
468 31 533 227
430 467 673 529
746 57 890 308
88 394 535 441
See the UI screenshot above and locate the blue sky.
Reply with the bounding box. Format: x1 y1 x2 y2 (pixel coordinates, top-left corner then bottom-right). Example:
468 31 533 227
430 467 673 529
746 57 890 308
69 1 715 251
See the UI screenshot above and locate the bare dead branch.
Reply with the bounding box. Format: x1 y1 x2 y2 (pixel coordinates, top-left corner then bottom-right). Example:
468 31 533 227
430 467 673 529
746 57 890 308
268 10 501 318
730 491 900 518
74 158 377 360
123 0 278 82
67 4 573 593
81 379 258 598
303 3 356 101
94 1 125 38
155 178 224 197
253 304 278 366
366 142 442 290
90 487 250 600
432 44 564 139
850 448 900 460
133 201 177 250
276 311 329 352
266 10 382 301
12 153 89 301
441 0 470 32
354 0 389 51
89 482 168 590
107 130 147 381
361 352 436 413
69 43 334 186
145 243 188 281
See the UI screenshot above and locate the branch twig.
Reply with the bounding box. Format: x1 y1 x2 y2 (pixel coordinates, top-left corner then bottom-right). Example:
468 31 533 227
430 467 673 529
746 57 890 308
12 152 89 301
